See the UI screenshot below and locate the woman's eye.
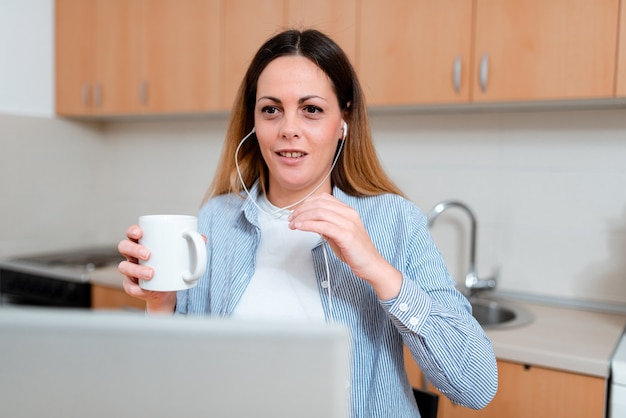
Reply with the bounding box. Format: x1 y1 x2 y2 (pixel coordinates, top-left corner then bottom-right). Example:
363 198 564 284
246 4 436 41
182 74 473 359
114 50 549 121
261 106 279 114
303 105 322 114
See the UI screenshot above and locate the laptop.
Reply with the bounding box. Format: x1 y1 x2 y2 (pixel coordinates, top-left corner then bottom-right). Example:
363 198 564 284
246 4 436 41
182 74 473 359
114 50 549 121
0 307 350 418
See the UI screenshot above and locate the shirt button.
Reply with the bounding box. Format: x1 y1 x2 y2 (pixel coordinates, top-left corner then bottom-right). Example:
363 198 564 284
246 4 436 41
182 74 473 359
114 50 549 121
399 302 409 312
409 317 419 326
321 280 329 288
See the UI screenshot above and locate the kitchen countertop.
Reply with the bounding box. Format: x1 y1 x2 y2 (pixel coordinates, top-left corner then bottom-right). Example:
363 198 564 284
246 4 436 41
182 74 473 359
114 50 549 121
485 299 626 378
89 266 626 378
90 266 126 289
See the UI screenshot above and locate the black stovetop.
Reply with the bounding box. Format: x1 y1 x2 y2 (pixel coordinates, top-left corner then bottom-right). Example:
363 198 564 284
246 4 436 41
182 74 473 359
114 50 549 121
0 246 123 282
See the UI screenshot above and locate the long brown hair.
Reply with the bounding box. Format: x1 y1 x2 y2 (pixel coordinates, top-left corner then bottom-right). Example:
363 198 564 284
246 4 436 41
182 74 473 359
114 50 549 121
202 29 403 204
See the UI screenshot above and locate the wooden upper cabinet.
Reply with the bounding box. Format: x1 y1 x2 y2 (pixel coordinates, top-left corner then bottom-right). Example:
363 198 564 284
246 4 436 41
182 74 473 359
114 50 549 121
138 0 221 113
286 0 358 68
56 0 93 115
56 0 626 116
617 0 626 96
218 0 286 111
359 0 621 106
473 0 620 102
56 0 139 116
56 0 220 116
359 0 474 106
92 0 139 114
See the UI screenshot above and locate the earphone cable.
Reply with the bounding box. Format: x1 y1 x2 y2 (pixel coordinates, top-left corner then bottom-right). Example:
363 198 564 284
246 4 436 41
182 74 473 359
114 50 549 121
235 128 346 218
234 127 343 323
321 238 334 323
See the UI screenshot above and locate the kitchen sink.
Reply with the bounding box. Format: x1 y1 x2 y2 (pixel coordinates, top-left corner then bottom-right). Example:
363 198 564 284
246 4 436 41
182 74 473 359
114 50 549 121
470 297 533 329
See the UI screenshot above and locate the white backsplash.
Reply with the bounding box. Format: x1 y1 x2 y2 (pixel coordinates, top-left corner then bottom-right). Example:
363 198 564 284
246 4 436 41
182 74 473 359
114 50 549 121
0 115 104 254
1 108 625 306
369 109 626 305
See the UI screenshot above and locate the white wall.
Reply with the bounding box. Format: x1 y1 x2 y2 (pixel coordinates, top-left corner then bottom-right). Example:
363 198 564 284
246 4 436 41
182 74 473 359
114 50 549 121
0 115 104 255
0 0 54 116
98 117 228 230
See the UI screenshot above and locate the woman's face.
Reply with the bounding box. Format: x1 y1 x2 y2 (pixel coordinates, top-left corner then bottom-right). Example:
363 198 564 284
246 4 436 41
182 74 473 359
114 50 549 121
254 55 344 208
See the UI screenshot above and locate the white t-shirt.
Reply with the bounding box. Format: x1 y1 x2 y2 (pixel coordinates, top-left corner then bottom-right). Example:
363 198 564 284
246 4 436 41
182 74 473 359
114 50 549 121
231 195 326 323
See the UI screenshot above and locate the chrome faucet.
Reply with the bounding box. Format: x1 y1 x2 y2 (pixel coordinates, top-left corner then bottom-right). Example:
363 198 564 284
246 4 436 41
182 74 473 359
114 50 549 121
427 200 497 296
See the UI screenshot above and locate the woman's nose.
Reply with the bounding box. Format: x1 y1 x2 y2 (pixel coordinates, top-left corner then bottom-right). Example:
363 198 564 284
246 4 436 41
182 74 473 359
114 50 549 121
280 116 300 139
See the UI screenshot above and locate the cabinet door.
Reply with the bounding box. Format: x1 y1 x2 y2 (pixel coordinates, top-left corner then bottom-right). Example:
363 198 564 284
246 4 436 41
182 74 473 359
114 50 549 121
473 0 620 102
91 284 146 311
219 0 286 111
617 0 626 96
286 0 357 68
138 0 221 113
56 0 94 115
405 356 606 418
359 0 473 106
57 0 139 116
440 361 605 418
92 0 140 114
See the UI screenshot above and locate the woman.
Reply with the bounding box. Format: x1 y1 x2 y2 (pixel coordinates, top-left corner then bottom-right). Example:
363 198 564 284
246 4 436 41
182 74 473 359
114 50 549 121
119 29 497 417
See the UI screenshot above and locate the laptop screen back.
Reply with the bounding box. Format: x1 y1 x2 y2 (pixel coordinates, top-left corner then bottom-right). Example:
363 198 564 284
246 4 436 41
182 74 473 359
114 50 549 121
0 308 350 418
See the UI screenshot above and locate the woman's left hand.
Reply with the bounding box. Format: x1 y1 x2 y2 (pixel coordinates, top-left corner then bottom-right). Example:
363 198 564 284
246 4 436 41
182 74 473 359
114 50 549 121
288 193 402 300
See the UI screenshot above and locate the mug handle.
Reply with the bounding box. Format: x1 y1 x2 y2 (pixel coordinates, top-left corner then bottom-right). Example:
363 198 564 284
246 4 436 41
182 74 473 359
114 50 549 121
181 230 207 283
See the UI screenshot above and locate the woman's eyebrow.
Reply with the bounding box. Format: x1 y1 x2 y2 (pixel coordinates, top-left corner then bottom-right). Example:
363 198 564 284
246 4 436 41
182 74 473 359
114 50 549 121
257 96 281 104
299 95 327 104
256 95 328 104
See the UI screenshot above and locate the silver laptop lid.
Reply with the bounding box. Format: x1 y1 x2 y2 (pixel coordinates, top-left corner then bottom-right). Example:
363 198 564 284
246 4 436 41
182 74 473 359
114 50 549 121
0 308 350 418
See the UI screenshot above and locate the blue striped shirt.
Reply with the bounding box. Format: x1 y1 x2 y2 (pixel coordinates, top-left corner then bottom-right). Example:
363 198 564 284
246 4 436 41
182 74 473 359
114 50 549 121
176 185 498 417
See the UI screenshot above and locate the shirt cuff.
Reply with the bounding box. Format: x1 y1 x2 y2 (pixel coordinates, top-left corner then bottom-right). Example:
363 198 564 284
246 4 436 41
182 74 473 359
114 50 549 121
380 276 432 334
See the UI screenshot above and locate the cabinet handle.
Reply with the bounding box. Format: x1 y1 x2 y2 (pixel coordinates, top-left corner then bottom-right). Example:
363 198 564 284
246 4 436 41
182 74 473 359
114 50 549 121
453 55 462 93
479 54 489 93
94 82 102 108
81 84 90 108
139 80 148 106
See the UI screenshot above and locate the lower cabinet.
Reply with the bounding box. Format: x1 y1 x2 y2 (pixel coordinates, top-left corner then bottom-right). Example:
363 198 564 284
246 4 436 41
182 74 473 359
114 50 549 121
91 284 146 311
404 347 606 418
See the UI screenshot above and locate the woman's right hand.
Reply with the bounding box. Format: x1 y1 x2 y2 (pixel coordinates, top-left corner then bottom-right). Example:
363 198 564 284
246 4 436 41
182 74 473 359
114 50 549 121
117 224 177 314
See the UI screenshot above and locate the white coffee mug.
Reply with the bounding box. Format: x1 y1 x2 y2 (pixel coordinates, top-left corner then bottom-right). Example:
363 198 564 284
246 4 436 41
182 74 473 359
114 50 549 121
138 214 207 292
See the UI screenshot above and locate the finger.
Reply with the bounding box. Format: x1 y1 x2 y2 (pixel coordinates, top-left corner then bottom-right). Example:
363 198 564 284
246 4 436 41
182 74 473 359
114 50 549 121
117 239 151 263
294 193 354 221
125 224 143 242
291 215 346 238
118 260 153 281
122 275 151 299
290 203 356 236
290 194 342 220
